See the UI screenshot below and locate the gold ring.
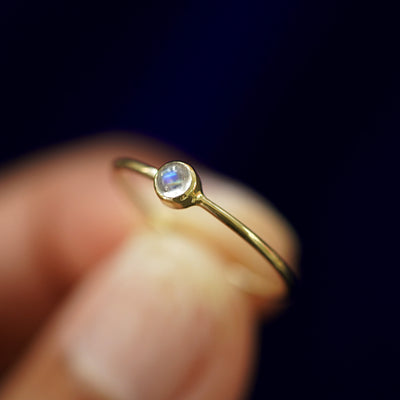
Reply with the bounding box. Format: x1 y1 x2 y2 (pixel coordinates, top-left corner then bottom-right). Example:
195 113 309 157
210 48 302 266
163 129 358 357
114 158 298 299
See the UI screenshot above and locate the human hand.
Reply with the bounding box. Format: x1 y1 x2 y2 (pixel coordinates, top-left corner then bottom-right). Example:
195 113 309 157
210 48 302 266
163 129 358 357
0 137 299 400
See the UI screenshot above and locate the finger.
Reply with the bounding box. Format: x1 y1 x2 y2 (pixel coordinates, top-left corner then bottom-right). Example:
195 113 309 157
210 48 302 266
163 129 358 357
1 231 256 400
0 135 176 373
0 168 299 400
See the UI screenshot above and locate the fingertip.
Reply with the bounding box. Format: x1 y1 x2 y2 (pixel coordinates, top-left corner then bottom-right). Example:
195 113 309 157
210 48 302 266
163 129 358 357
1 232 256 400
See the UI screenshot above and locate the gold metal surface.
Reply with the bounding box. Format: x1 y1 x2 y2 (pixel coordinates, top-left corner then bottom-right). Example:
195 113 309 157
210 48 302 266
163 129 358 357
114 158 298 298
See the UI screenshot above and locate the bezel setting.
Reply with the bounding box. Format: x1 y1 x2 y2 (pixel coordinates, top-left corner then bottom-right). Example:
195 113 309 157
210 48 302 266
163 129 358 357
154 161 202 209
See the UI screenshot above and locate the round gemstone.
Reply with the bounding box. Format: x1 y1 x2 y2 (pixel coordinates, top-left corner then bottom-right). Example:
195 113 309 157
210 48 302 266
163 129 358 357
155 162 192 198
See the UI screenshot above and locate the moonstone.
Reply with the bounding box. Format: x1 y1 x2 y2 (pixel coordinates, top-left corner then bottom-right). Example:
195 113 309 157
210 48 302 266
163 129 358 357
155 162 192 198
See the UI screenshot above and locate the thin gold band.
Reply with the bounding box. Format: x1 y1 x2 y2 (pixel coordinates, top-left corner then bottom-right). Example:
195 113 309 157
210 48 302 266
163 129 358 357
114 158 297 298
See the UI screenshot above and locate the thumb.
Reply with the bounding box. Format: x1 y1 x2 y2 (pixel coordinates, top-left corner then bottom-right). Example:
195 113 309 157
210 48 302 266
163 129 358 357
0 232 255 400
0 167 298 400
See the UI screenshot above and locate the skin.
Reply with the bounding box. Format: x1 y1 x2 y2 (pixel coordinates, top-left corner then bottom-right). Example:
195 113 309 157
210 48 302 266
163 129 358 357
0 136 299 400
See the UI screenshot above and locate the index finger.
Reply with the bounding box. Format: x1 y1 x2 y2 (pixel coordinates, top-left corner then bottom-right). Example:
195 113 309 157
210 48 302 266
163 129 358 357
0 136 170 374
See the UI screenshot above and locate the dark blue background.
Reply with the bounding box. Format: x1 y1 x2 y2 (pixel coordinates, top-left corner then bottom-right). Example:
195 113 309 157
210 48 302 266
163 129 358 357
1 1 399 398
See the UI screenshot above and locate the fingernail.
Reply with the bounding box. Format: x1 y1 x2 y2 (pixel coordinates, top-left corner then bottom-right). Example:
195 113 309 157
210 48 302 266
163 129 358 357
58 231 253 400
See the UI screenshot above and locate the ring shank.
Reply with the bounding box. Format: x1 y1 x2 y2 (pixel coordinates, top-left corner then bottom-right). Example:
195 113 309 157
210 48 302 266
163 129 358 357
196 194 297 290
114 158 298 299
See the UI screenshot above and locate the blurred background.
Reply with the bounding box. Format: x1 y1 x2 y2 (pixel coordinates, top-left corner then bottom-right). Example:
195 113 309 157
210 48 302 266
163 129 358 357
1 1 399 399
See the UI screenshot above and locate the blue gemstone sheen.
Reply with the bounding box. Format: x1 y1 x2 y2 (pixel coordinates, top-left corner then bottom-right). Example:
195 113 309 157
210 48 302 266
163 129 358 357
162 170 179 185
